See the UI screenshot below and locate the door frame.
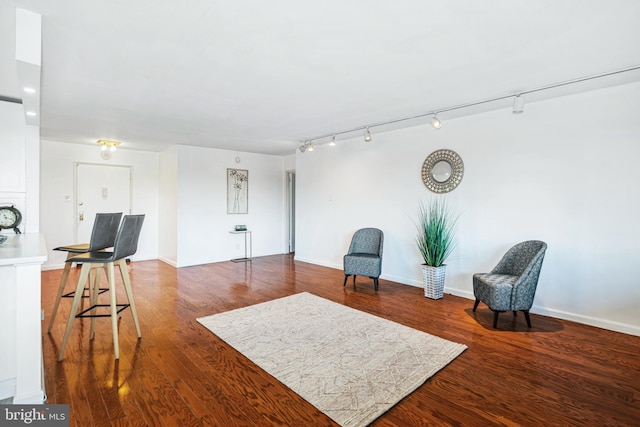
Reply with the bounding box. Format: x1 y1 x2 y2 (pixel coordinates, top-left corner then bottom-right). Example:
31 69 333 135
73 162 133 242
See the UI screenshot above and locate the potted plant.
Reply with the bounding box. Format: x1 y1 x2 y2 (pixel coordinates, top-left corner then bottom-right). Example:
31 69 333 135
415 198 458 299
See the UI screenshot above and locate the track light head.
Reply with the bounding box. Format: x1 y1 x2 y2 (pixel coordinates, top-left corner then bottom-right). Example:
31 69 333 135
329 135 336 146
513 95 525 114
430 115 442 130
298 141 314 153
364 127 372 142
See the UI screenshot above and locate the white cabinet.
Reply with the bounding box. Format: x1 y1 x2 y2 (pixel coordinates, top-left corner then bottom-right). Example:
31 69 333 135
0 233 47 403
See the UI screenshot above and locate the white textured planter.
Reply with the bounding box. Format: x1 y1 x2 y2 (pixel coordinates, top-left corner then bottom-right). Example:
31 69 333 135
422 264 446 299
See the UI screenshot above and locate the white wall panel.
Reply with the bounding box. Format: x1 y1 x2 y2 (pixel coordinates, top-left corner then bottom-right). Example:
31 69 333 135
158 146 178 266
175 145 285 267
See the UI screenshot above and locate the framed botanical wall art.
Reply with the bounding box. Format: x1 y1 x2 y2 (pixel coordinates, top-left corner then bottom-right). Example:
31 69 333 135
227 168 248 214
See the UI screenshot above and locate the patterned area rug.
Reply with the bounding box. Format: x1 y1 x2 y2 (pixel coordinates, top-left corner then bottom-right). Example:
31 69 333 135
197 292 467 427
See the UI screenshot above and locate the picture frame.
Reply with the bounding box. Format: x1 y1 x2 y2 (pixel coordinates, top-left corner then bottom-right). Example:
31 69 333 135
227 168 248 214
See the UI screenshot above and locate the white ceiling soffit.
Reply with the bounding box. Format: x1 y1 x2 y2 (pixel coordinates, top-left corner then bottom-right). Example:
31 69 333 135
2 0 640 155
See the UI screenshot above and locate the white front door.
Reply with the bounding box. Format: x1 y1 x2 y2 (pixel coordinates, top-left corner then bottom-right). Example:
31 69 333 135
75 163 132 243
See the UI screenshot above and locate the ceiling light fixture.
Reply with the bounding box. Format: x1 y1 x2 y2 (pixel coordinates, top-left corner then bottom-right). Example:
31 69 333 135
430 114 442 130
23 87 36 94
97 140 121 159
98 139 120 151
364 127 372 142
26 111 36 117
512 94 525 114
329 135 336 146
307 142 314 152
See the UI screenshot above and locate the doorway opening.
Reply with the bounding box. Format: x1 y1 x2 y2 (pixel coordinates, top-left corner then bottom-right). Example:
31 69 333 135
286 170 296 254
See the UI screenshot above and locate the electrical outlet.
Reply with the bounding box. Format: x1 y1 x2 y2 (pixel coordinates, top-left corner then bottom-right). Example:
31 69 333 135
41 309 45 320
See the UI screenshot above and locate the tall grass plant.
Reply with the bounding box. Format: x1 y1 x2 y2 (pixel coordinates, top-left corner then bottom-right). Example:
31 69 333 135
415 199 458 267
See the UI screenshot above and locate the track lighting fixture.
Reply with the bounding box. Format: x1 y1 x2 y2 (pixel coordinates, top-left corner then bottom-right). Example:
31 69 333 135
430 114 442 130
512 95 525 114
364 127 372 142
297 66 640 150
307 142 314 152
329 135 336 146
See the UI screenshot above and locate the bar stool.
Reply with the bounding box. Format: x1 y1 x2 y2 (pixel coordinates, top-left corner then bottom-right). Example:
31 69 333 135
48 212 122 333
58 214 145 361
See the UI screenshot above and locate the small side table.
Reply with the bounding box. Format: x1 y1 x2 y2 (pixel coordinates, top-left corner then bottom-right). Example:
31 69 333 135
229 230 252 262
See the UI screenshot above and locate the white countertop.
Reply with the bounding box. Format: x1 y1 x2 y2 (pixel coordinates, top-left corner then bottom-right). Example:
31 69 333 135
0 233 48 266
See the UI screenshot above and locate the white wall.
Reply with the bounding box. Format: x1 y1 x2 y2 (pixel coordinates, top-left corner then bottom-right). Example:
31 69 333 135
295 81 640 336
40 140 159 268
158 146 178 266
174 145 286 267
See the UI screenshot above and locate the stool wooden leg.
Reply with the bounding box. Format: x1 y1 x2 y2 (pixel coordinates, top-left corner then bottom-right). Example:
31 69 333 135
118 259 141 338
58 263 91 362
48 255 73 333
106 262 120 360
89 264 103 340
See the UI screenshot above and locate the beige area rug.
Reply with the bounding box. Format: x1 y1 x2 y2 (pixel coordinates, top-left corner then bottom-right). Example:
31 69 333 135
197 292 467 427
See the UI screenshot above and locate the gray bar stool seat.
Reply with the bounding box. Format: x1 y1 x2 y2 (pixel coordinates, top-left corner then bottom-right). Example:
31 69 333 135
58 214 145 361
48 212 122 333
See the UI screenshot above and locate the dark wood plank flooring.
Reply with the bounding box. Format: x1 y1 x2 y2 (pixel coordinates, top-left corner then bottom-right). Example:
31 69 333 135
41 254 640 426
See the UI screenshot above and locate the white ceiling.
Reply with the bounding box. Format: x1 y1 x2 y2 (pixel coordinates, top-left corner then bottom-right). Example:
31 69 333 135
2 0 640 155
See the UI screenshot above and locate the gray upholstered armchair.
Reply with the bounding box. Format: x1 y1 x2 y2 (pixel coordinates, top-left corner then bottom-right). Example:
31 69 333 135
472 240 547 328
343 228 384 291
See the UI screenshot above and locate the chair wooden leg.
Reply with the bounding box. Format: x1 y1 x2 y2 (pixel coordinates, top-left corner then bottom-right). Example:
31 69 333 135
513 311 517 316
48 256 73 333
523 310 532 328
492 311 500 328
58 263 91 361
106 262 120 360
118 259 141 338
374 277 379 291
343 275 349 287
473 299 480 312
353 275 356 287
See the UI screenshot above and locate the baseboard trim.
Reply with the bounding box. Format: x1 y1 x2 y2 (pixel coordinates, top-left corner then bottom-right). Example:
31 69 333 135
42 255 158 271
445 288 639 336
158 257 177 267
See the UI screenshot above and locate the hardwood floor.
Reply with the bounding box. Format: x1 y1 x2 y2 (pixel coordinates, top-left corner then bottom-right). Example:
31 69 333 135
41 254 640 426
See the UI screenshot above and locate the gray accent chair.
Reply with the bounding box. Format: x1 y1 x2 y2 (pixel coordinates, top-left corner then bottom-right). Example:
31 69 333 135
343 228 384 291
473 240 547 328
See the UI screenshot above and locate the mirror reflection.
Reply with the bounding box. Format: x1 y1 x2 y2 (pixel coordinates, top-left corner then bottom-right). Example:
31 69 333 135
431 160 452 183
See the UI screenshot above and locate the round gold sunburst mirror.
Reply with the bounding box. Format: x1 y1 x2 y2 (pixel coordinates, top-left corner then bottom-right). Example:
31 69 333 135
421 149 464 193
